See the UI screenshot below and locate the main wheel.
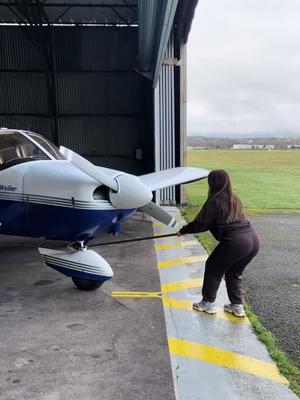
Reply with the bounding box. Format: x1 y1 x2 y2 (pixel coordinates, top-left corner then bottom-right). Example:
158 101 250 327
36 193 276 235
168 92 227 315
72 277 103 291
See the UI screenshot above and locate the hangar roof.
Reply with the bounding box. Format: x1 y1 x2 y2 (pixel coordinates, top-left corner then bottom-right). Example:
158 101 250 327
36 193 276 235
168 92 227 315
0 0 197 86
0 0 138 25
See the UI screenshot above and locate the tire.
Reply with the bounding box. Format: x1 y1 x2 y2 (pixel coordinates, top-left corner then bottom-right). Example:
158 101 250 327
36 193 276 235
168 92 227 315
72 277 103 291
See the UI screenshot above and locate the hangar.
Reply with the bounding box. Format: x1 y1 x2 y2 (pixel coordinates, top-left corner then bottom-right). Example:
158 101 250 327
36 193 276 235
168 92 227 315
0 0 198 204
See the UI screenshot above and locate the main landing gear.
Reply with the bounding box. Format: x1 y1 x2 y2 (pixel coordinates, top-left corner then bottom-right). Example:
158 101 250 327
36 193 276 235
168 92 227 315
38 241 113 291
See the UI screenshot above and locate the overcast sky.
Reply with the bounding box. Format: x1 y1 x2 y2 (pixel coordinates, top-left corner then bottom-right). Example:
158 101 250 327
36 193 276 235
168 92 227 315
187 0 300 137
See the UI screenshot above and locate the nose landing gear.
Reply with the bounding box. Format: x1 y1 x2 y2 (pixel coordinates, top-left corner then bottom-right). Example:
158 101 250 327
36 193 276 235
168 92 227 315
38 242 113 291
71 277 103 291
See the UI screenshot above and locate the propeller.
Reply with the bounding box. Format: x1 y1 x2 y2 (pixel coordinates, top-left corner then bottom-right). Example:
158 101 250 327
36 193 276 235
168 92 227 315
139 202 177 227
60 146 177 227
60 146 118 192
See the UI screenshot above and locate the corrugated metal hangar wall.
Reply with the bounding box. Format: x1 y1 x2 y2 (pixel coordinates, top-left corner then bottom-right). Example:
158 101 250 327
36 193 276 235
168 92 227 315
0 0 198 204
0 26 154 175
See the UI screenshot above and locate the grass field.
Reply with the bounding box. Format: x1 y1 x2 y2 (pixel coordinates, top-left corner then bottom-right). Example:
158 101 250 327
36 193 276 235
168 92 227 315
186 150 300 211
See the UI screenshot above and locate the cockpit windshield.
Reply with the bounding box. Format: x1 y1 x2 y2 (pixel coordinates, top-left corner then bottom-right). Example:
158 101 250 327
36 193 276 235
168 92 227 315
27 132 65 160
0 130 64 170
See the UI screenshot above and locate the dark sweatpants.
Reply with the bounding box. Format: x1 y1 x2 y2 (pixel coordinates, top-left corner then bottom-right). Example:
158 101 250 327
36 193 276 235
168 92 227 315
202 229 260 304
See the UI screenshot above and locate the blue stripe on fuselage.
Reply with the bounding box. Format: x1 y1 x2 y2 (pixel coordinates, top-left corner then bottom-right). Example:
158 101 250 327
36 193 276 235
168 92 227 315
47 263 112 282
0 199 134 242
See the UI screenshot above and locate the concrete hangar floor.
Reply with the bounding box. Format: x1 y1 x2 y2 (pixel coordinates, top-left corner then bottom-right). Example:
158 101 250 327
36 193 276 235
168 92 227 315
0 210 297 400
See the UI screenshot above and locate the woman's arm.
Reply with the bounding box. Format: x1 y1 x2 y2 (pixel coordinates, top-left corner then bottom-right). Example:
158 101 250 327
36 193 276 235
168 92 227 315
179 200 217 235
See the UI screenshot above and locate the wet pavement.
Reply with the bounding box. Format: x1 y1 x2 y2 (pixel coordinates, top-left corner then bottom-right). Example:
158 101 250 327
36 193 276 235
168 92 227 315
244 213 300 367
0 213 175 400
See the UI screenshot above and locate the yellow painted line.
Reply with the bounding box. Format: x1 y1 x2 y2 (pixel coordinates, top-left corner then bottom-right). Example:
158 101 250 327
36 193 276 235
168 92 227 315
161 278 203 294
153 220 185 228
112 278 203 298
112 291 161 298
153 222 165 228
112 280 249 324
155 241 198 251
158 255 208 269
153 231 182 237
162 298 249 324
168 338 288 385
154 231 172 237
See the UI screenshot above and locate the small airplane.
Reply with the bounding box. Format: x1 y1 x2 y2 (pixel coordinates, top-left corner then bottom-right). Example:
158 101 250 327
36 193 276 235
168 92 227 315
0 128 209 291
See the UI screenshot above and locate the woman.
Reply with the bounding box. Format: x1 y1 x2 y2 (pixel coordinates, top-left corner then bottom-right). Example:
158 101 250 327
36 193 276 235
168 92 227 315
178 170 260 317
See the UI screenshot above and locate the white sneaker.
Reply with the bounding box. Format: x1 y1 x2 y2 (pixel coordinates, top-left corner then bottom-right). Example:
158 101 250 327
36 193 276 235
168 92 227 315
193 300 217 314
224 303 245 318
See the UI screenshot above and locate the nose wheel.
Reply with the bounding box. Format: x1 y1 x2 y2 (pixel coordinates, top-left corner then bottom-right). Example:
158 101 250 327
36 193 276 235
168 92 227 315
71 277 103 291
38 242 114 292
70 241 108 291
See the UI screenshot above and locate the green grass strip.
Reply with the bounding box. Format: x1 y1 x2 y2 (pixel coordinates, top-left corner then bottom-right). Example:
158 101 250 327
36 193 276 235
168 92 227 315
245 304 300 396
180 206 300 396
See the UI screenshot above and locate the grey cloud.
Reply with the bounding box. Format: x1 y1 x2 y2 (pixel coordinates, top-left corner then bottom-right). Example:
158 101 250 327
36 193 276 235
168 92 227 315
187 0 300 137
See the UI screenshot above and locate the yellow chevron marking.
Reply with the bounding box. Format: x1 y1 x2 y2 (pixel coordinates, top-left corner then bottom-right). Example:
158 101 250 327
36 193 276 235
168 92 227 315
155 241 198 251
168 338 288 384
162 298 249 324
161 278 203 294
111 291 161 298
158 255 208 269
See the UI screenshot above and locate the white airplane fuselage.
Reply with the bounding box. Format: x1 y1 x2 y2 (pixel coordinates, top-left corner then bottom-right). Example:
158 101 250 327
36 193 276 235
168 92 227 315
0 128 209 290
0 159 133 242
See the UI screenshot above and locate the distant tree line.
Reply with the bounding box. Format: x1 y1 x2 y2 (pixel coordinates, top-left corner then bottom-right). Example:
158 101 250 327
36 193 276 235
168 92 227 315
187 136 300 150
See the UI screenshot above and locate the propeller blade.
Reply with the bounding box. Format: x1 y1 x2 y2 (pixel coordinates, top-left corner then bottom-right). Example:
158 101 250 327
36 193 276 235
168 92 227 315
60 146 118 192
140 202 177 228
60 146 153 209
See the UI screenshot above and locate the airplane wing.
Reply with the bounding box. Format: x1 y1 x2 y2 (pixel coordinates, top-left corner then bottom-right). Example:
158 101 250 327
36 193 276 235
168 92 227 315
139 167 209 192
91 166 209 191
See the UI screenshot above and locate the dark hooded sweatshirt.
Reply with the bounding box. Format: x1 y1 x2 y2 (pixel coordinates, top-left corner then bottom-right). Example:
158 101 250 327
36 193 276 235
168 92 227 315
180 196 254 242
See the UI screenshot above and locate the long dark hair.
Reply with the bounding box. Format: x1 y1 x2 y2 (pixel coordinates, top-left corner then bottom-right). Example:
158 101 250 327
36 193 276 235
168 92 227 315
203 170 244 223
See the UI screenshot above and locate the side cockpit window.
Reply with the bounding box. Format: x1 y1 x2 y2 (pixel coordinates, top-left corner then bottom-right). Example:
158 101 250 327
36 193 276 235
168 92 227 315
0 131 49 169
